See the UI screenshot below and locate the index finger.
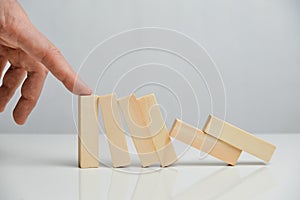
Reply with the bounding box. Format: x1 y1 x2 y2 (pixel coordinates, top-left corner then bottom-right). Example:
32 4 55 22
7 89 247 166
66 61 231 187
15 8 91 95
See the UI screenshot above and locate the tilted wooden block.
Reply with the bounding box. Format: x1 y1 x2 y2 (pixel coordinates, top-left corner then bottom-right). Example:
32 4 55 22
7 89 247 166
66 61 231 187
78 95 99 168
169 119 242 165
137 94 178 167
98 94 130 167
203 115 276 162
118 95 159 167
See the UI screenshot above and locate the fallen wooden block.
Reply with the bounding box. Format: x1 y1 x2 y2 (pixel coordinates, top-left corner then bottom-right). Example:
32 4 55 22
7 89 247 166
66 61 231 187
169 119 242 165
137 94 177 167
203 115 276 162
118 95 159 167
98 94 130 167
78 95 99 168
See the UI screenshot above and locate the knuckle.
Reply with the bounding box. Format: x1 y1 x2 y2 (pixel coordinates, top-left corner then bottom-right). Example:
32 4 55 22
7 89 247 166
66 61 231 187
21 89 35 102
50 46 61 55
41 45 61 63
36 66 49 78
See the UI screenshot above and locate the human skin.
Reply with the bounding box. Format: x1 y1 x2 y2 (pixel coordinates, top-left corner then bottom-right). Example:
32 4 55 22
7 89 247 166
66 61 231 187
0 0 91 125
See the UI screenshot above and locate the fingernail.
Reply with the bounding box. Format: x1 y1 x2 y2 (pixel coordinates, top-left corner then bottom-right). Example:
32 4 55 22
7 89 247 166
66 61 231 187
74 77 92 95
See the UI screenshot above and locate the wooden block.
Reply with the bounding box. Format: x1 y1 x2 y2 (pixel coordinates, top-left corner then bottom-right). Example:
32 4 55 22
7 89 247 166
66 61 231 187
98 94 130 167
169 119 242 165
118 95 159 167
137 94 177 167
78 95 99 168
203 115 276 162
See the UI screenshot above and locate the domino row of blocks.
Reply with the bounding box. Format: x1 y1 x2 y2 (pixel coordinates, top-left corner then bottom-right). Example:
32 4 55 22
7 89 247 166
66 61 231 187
78 94 276 168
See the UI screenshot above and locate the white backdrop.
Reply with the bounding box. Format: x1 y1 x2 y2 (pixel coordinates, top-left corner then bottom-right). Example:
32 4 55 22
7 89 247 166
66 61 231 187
0 0 299 133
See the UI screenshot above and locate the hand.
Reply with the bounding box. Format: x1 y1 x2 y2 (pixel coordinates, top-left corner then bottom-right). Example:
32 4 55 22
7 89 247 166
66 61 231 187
0 0 91 125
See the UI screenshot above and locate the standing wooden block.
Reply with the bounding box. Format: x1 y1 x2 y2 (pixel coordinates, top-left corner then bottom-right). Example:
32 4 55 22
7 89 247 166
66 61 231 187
169 119 242 165
118 95 159 167
98 94 130 167
78 95 99 168
137 94 177 167
203 115 276 162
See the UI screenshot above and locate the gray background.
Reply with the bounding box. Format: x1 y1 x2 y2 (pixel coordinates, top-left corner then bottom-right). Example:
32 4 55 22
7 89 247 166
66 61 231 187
0 0 299 134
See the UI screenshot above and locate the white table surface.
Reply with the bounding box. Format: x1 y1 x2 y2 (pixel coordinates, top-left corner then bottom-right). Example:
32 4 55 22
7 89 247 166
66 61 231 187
0 133 299 200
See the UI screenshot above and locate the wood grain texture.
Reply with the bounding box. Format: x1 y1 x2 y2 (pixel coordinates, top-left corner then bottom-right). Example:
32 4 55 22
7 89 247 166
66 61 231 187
118 95 159 167
78 95 99 168
99 94 130 167
137 94 177 167
169 119 242 165
203 115 276 162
